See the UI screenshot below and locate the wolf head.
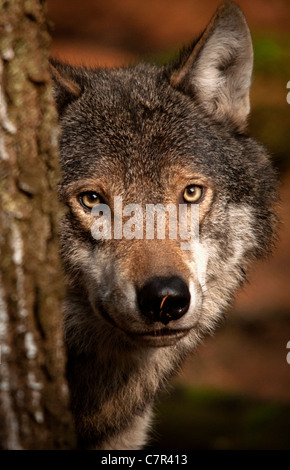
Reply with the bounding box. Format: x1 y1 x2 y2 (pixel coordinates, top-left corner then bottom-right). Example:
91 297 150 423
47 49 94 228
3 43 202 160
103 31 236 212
51 2 277 354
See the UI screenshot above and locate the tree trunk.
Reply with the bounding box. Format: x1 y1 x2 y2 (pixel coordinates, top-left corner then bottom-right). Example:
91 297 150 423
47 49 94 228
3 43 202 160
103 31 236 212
0 0 75 449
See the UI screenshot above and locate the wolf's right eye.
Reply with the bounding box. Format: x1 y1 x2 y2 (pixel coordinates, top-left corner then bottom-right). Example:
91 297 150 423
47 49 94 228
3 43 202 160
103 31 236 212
79 192 102 210
183 185 204 204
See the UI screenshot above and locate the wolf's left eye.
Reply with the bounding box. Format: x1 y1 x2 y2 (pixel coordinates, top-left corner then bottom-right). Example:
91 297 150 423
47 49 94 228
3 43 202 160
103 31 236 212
183 185 204 203
79 191 102 210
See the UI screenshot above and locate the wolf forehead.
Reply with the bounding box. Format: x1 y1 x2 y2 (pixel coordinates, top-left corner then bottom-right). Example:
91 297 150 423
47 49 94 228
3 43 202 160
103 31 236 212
59 64 207 169
57 64 266 201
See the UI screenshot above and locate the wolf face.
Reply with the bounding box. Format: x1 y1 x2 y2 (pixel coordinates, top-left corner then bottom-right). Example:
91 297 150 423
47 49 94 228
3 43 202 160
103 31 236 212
51 1 277 449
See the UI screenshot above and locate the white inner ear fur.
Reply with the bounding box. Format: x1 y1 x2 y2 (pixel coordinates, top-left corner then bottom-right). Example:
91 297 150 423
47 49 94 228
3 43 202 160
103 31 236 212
192 26 253 131
170 3 255 132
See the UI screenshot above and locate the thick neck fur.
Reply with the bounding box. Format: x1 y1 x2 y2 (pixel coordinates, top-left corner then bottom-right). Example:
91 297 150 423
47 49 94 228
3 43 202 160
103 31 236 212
64 296 188 450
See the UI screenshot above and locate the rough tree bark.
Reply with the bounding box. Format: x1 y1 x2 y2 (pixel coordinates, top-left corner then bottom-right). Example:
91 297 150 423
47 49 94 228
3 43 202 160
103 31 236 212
0 0 75 449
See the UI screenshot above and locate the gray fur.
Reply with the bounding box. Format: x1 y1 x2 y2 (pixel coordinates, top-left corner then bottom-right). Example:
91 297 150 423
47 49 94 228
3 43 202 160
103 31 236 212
50 1 278 449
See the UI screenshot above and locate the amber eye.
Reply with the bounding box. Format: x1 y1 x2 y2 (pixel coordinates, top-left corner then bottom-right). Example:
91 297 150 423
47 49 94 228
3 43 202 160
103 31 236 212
79 191 102 210
183 185 204 203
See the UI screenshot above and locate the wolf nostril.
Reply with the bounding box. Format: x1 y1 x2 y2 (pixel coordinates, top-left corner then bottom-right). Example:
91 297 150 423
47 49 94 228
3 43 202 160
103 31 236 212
137 276 191 325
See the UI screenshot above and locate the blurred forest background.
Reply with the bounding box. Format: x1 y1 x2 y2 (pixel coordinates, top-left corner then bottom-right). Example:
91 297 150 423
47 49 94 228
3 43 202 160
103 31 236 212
47 0 290 449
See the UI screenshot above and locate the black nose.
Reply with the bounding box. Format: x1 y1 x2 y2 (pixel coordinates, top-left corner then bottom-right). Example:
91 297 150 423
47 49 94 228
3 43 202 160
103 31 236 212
137 276 190 325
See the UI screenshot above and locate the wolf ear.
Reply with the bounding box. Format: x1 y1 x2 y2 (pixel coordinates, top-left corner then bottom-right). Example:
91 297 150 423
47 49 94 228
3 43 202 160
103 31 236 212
170 1 253 132
49 59 85 116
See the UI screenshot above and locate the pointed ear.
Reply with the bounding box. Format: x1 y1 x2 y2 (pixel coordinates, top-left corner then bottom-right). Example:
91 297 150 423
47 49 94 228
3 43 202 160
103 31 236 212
170 1 253 132
49 59 84 116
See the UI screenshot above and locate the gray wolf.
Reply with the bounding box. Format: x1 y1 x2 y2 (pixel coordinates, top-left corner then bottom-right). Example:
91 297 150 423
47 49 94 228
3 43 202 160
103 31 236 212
50 1 278 449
